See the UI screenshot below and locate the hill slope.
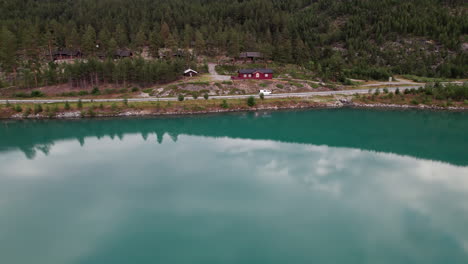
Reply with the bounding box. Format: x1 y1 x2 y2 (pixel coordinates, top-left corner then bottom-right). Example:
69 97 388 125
0 0 466 87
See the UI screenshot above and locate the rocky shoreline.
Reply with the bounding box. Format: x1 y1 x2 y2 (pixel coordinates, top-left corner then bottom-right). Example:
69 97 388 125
350 102 468 111
2 100 467 120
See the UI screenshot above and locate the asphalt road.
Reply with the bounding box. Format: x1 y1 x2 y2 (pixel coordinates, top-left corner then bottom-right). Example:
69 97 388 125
0 86 423 104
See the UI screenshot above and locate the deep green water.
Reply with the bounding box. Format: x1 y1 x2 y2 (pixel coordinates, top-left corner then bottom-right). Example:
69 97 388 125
1 109 468 264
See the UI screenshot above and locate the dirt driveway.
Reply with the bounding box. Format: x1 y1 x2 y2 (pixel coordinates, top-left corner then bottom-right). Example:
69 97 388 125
208 63 231 81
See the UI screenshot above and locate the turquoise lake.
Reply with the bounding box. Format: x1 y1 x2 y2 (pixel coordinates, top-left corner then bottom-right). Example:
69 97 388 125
1 109 468 264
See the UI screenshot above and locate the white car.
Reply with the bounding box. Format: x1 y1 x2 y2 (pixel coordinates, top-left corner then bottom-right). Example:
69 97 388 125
259 89 272 96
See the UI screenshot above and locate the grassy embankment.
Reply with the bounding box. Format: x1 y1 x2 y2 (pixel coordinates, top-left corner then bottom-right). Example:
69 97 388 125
0 96 334 119
353 84 468 108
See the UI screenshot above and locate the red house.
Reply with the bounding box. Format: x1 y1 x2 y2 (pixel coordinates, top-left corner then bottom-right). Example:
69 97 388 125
232 69 273 80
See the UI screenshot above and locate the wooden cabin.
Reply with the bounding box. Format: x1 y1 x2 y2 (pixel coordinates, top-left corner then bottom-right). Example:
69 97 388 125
232 69 273 80
184 69 198 77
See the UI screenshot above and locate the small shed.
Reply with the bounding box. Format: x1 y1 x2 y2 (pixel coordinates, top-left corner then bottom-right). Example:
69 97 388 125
184 69 198 77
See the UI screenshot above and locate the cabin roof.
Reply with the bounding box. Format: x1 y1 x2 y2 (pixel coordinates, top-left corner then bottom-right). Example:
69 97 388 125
115 50 133 57
53 49 82 56
184 68 198 74
239 52 262 58
238 68 273 74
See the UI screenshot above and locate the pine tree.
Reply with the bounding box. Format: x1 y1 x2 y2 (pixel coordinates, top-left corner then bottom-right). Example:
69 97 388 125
82 25 97 56
160 22 171 40
134 29 146 52
0 26 17 73
115 24 128 48
165 33 177 51
66 27 80 49
98 28 111 50
228 30 240 57
183 24 193 48
149 30 163 58
107 38 118 58
195 31 206 54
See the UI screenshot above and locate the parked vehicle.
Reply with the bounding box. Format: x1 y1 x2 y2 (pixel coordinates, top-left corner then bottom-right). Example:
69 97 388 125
259 89 272 95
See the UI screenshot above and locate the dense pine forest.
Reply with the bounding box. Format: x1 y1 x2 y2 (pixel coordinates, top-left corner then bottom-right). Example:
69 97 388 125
0 0 467 88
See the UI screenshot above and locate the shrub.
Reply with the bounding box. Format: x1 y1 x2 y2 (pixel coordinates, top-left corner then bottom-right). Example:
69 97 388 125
404 89 410 94
178 94 184 101
143 88 152 93
247 96 256 107
33 104 43 114
64 101 71 110
23 107 32 117
91 87 101 95
259 83 267 88
47 107 55 118
61 91 78 97
276 84 284 89
78 91 89 96
14 92 29 98
111 103 117 110
87 108 96 117
259 93 265 100
383 88 389 94
221 100 229 109
410 99 419 105
131 87 139 92
6 100 10 107
192 92 199 99
14 105 22 112
77 99 83 109
374 88 380 95
30 90 44 97
222 81 233 85
99 103 104 109
123 98 128 106
395 88 400 94
203 93 209 100
343 78 353 85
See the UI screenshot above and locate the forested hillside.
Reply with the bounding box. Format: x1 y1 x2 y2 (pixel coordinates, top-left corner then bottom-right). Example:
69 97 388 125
0 0 466 88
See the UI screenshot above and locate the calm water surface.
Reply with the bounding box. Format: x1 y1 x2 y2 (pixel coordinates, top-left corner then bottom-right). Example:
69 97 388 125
1 109 468 264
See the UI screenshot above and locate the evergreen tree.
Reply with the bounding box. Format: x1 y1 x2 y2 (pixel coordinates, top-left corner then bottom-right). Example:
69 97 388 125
149 30 163 57
115 24 128 48
107 38 118 58
134 29 147 52
98 28 111 50
194 31 206 54
0 26 17 73
183 24 193 48
82 25 97 56
66 27 80 49
160 22 171 40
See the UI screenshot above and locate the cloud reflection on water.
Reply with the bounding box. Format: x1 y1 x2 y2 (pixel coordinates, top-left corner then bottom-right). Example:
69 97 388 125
0 133 467 263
